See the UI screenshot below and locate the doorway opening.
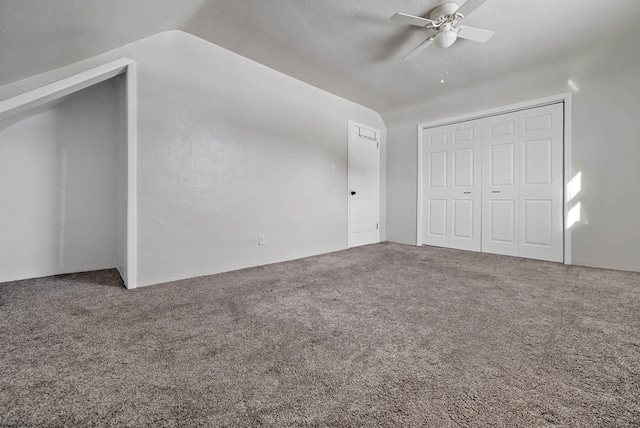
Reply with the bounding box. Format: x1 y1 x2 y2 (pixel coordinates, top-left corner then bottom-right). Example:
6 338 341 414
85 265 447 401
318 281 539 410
0 59 138 288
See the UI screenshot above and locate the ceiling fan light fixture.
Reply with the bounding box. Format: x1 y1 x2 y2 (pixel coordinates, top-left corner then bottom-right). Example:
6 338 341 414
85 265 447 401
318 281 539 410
434 28 458 48
390 0 494 59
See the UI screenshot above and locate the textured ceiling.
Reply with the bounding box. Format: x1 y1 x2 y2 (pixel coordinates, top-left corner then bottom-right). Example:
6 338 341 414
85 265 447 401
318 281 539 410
1 0 639 116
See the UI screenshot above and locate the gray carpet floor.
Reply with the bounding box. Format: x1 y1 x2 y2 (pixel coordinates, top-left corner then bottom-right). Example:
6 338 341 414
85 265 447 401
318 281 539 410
1 242 639 427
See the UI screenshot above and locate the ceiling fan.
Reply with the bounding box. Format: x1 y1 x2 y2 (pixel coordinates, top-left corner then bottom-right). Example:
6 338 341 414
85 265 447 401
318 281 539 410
390 0 495 60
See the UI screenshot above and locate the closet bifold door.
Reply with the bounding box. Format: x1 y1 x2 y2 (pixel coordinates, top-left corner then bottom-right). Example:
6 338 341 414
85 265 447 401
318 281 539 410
422 119 481 251
481 104 564 262
481 112 520 257
517 104 564 262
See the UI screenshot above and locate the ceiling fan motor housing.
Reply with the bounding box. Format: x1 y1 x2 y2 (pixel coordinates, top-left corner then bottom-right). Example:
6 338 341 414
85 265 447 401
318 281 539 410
430 2 460 21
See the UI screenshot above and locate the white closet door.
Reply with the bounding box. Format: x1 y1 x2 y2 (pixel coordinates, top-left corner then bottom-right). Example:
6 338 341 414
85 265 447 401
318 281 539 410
518 104 564 262
482 112 520 256
422 120 481 251
481 104 563 262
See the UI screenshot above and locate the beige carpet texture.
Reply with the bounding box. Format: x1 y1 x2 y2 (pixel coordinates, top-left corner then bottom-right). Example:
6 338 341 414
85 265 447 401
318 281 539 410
1 242 639 427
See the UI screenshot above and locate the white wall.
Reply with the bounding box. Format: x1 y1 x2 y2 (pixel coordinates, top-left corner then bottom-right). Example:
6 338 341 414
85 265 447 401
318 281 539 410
0 31 386 287
133 33 386 286
0 79 124 282
384 39 640 273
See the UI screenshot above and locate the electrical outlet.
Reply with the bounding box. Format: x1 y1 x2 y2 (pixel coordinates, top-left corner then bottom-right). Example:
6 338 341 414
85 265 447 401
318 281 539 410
259 234 266 245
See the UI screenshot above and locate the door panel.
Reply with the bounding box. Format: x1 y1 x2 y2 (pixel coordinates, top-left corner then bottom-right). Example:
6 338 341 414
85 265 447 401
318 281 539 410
422 140 449 247
482 104 563 261
489 143 515 186
490 120 515 137
429 152 448 188
429 130 448 147
482 112 519 256
523 200 552 246
490 200 516 243
524 112 552 131
454 126 476 143
453 199 474 239
422 120 481 251
523 139 552 185
453 148 473 187
429 199 447 237
518 104 563 262
348 123 379 248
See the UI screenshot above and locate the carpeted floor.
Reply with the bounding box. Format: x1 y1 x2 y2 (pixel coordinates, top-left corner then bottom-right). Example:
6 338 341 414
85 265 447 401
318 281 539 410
1 242 639 427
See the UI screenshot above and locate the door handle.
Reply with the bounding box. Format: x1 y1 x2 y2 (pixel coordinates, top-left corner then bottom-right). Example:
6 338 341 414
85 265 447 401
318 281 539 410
492 190 501 193
351 191 356 195
463 191 471 194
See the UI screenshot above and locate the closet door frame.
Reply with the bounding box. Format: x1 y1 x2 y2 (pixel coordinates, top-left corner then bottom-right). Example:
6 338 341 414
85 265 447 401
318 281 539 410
416 93 573 265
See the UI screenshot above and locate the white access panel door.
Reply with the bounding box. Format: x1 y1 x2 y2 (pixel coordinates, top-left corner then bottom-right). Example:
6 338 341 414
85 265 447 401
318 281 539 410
482 104 564 262
422 120 481 251
518 104 564 262
348 122 380 248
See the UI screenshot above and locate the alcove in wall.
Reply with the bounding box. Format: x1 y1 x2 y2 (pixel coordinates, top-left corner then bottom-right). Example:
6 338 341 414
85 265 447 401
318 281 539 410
0 59 138 288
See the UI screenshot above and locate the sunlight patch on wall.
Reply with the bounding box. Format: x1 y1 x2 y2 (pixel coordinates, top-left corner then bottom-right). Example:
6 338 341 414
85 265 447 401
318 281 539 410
567 171 582 202
566 171 585 230
567 79 580 93
567 202 581 229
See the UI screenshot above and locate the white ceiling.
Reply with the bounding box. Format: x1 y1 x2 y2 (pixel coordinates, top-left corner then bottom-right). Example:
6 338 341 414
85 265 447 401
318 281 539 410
1 0 639 116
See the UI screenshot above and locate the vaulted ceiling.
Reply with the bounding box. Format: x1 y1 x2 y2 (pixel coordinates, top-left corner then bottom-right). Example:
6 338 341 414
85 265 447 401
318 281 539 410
1 0 639 116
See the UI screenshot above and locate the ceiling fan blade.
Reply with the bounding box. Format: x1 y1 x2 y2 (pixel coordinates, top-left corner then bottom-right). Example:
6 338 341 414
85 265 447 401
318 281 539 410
404 36 434 60
455 0 490 17
390 12 435 28
457 25 495 43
